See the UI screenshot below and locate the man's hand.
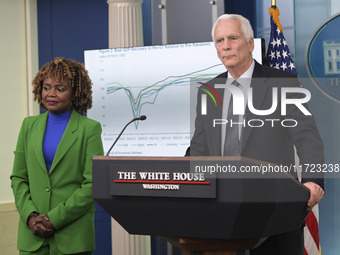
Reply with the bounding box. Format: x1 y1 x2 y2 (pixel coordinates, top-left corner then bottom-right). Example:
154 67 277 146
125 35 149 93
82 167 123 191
28 214 55 237
303 182 324 211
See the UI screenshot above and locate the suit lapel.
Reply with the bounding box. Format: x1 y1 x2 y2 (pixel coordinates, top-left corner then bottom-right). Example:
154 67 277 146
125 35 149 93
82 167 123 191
32 112 49 172
241 62 271 152
49 110 79 174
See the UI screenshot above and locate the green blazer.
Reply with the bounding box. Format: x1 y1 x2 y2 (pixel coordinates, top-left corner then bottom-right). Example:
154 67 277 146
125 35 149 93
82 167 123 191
11 109 104 253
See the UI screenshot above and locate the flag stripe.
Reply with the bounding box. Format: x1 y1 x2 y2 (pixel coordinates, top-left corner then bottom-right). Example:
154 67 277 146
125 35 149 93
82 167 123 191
305 211 320 246
304 222 320 255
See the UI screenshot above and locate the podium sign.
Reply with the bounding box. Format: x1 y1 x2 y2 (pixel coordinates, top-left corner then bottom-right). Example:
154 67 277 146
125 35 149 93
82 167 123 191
109 161 216 198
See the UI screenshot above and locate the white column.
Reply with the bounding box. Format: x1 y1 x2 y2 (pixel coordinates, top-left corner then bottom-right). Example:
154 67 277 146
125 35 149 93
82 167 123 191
111 219 151 255
107 2 149 253
107 0 144 48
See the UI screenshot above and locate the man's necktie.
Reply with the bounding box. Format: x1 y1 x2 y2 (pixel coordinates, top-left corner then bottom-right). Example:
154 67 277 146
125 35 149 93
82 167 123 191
224 80 241 156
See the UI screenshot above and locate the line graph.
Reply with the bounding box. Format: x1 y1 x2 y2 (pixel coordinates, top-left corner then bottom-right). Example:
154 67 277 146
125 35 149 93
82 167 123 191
85 41 262 156
105 64 223 127
84 42 227 156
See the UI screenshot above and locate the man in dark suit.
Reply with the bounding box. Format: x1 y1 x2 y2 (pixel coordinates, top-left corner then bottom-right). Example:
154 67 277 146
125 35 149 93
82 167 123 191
189 14 324 255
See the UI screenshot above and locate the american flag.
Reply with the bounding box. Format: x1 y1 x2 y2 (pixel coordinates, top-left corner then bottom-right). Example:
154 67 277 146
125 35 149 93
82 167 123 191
266 7 297 75
267 6 321 255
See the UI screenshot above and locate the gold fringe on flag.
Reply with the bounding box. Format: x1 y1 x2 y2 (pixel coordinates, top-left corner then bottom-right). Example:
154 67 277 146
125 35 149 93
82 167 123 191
269 7 284 33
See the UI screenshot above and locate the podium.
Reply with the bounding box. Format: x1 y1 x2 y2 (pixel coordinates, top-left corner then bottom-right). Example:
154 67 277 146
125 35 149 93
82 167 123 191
92 156 310 254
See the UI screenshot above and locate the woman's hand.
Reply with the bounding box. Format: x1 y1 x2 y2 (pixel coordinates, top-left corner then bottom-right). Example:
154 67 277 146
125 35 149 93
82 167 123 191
28 214 55 237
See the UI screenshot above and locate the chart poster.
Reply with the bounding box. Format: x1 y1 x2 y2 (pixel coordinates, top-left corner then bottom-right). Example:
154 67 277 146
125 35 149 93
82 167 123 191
85 40 263 156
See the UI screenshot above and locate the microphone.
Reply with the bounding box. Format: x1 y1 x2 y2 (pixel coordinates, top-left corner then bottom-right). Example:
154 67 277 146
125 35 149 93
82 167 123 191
105 115 147 156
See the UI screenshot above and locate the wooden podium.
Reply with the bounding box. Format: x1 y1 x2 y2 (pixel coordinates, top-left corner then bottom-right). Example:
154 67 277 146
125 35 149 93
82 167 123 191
92 156 310 254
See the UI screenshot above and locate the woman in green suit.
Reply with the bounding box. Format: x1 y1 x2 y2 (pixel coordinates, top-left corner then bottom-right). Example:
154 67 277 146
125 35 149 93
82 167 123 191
11 57 104 254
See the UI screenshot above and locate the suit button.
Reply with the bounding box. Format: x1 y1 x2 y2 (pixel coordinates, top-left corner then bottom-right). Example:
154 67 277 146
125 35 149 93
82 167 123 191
45 187 50 192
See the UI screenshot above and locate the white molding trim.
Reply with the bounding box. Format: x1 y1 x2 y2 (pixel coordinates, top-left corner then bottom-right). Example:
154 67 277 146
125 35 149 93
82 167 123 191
24 0 39 116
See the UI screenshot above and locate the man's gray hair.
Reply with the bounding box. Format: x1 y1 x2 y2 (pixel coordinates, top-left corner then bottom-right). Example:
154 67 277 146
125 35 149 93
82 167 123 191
211 14 254 43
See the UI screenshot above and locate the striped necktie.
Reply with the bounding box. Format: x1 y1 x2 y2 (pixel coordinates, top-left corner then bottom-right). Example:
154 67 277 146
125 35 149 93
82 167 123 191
223 80 241 156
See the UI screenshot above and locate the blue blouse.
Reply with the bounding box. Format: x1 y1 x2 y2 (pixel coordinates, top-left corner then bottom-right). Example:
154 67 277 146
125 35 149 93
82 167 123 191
43 110 72 172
